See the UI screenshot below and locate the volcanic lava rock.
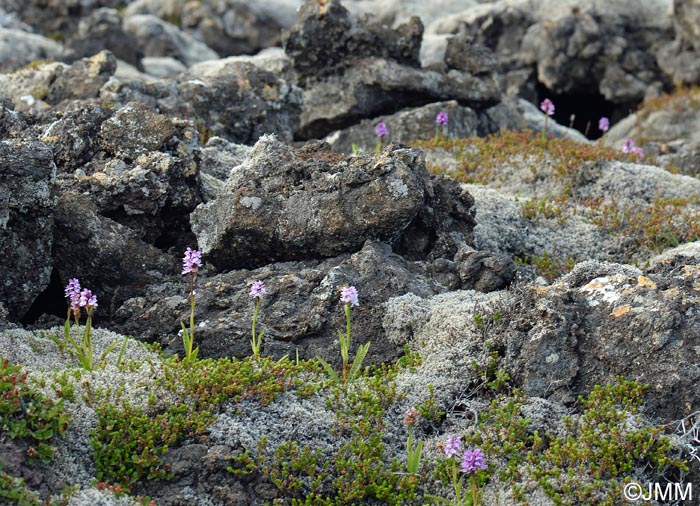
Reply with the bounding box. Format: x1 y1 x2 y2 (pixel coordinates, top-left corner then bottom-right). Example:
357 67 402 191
0 28 65 72
283 0 423 84
297 57 500 139
322 100 479 154
0 140 55 320
172 60 302 144
124 13 219 67
65 8 144 70
191 136 475 271
52 191 176 318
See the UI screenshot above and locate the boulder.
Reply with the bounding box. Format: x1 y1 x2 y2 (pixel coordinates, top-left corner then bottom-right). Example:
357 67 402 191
44 50 116 104
124 14 219 67
323 101 480 154
191 136 475 270
171 60 302 144
283 0 423 84
297 57 500 139
114 240 482 365
0 28 65 72
52 191 176 319
0 140 55 320
0 51 116 107
65 8 143 70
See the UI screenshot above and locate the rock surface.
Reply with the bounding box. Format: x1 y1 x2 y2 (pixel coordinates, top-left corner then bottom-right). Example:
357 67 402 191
191 137 474 270
0 140 55 320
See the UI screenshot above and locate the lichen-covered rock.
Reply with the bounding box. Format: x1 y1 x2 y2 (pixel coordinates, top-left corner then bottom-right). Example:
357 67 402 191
38 104 114 171
0 51 116 107
65 8 143 70
0 140 55 320
97 101 176 160
52 191 176 316
283 0 423 84
45 50 116 104
0 28 65 72
323 100 479 154
297 57 500 139
503 253 700 419
172 60 302 144
124 13 219 67
191 136 474 270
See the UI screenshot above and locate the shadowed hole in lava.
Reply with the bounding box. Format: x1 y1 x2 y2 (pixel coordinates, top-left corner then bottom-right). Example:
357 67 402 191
535 83 639 140
20 268 68 324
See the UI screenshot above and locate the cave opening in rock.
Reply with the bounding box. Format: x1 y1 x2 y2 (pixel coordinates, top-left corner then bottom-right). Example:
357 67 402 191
20 268 68 324
535 83 631 140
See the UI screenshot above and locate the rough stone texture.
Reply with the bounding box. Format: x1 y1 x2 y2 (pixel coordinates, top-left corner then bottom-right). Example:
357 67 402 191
323 100 480 154
52 191 176 319
114 240 449 364
97 101 176 160
45 50 116 104
444 32 497 76
502 254 700 419
454 248 516 292
38 104 114 172
124 13 219 67
50 102 203 250
0 99 27 138
191 136 474 270
0 28 65 72
0 51 116 107
172 61 302 144
0 0 124 35
0 140 55 321
65 8 143 70
297 57 500 140
283 0 423 84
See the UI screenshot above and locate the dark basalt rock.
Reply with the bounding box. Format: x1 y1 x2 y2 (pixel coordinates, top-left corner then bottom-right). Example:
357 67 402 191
322 100 480 154
297 57 500 139
191 137 475 271
52 191 176 319
0 139 55 321
283 0 423 85
171 61 302 144
65 7 144 70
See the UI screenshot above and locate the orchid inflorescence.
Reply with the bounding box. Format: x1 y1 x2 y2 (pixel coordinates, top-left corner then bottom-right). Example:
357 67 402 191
435 111 449 142
180 247 202 363
540 98 554 141
317 286 370 384
250 280 267 358
374 122 389 152
622 138 644 158
50 278 126 371
427 435 488 505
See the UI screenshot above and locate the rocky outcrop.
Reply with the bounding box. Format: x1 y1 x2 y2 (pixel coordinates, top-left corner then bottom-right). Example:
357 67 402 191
65 8 143 70
285 0 500 140
297 58 500 139
0 140 55 320
283 0 423 84
0 28 65 72
191 137 475 270
124 14 219 67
